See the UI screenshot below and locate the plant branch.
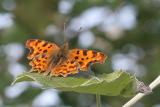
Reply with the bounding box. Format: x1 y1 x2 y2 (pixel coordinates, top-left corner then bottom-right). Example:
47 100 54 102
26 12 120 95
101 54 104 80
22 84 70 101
96 94 101 107
123 75 160 107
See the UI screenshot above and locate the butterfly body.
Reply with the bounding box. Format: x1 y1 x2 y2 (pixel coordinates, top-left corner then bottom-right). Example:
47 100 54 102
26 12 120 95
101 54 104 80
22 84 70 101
50 42 69 66
26 39 107 77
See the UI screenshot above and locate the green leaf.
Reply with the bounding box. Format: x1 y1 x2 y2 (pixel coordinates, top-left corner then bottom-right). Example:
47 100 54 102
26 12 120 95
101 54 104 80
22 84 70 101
12 71 137 97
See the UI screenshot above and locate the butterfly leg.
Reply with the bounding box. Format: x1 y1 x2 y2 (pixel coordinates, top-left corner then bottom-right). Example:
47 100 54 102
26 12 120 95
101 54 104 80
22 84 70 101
44 64 52 76
29 68 40 73
88 66 96 75
29 69 34 72
87 67 102 81
77 66 95 78
43 70 50 76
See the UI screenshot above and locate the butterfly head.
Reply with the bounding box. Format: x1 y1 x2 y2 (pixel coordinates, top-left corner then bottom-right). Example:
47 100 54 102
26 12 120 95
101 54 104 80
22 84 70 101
60 41 69 53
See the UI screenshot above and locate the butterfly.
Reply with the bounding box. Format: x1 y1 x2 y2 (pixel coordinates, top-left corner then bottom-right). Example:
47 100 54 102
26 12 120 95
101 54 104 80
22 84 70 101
26 39 107 77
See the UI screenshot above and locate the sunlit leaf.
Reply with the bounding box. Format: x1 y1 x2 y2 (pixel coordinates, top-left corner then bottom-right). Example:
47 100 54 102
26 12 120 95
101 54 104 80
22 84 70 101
12 71 137 97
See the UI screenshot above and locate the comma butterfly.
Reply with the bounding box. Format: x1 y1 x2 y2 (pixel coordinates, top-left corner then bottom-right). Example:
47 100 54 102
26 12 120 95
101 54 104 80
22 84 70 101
26 39 107 77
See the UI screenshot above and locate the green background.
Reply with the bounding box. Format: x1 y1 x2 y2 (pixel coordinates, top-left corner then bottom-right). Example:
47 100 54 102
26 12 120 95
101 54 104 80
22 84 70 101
0 0 160 107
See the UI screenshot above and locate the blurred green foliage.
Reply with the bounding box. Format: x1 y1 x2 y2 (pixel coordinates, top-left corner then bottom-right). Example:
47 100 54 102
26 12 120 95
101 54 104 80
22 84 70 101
0 0 160 107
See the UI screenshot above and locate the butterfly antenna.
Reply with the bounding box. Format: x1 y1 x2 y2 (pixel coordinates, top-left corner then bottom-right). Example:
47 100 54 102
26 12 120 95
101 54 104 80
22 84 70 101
62 22 69 50
63 22 68 43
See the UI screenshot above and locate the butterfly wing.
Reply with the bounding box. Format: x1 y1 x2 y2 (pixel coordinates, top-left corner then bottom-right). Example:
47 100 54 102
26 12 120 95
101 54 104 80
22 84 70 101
26 40 106 77
26 39 60 72
51 59 79 77
26 39 60 59
68 49 107 71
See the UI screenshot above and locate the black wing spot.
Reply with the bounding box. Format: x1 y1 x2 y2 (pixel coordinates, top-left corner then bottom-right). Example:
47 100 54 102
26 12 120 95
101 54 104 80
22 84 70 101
48 45 52 48
35 40 41 46
79 61 84 66
92 60 97 62
43 50 47 53
75 56 78 60
71 60 74 64
43 42 48 47
76 50 80 54
92 51 97 58
66 70 70 73
36 59 40 62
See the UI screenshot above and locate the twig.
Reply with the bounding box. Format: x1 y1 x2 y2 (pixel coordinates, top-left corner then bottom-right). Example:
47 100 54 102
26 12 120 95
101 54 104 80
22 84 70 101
123 75 160 107
96 94 101 107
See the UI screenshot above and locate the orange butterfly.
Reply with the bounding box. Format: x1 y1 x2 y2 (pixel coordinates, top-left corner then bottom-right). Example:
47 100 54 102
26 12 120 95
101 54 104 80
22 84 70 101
26 39 107 77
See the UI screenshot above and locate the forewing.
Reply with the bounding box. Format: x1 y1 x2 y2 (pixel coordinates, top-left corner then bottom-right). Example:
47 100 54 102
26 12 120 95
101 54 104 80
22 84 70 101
69 49 107 71
51 59 79 77
26 39 60 59
26 39 60 73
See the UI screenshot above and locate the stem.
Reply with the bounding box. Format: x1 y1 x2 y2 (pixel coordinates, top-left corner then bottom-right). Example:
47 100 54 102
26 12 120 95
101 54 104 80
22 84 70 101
96 94 101 107
123 75 160 107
